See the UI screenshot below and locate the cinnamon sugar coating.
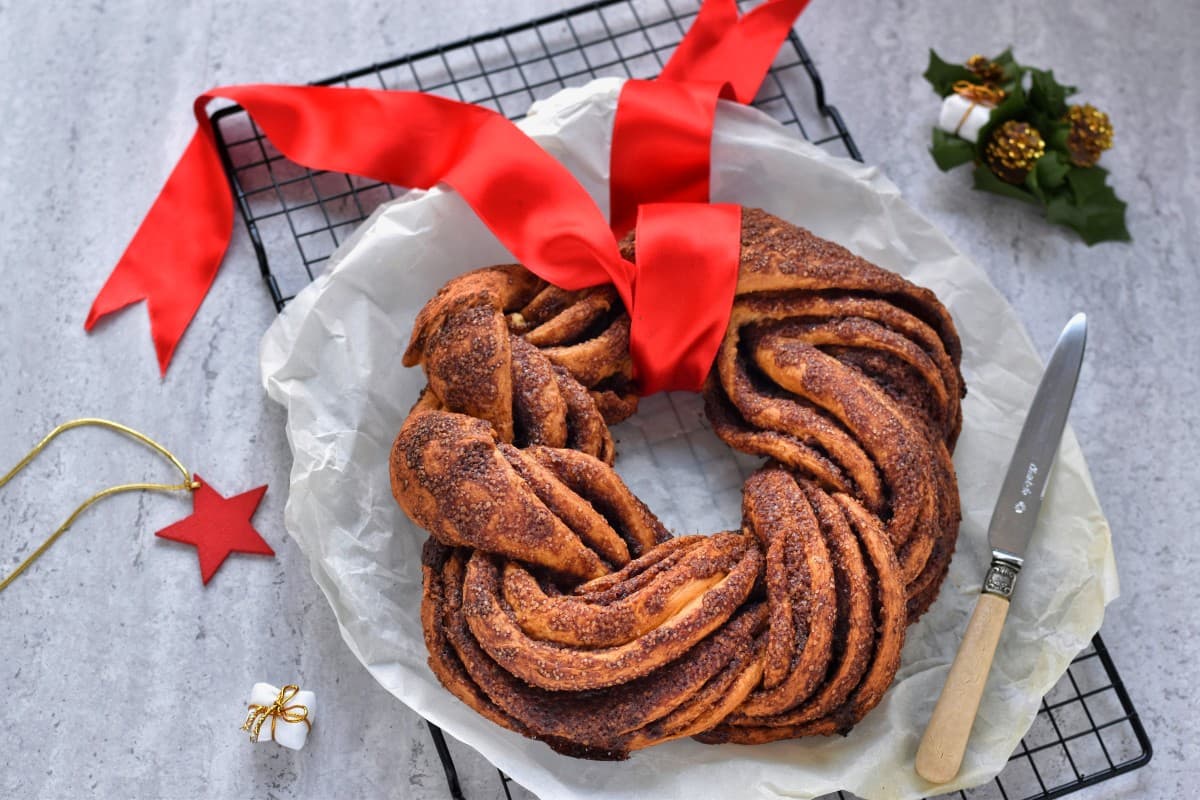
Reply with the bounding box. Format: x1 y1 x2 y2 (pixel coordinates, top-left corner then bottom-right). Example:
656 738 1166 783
394 208 965 757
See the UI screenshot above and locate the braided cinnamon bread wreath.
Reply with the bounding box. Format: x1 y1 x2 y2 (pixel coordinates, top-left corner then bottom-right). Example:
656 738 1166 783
390 208 964 759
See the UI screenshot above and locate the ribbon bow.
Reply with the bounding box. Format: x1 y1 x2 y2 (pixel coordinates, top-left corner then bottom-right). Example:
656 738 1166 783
241 684 310 743
86 0 812 394
952 79 1006 107
609 0 811 237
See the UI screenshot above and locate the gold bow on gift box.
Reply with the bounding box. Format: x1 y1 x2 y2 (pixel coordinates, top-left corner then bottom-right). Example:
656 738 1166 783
950 80 1007 135
241 684 311 743
952 79 1006 106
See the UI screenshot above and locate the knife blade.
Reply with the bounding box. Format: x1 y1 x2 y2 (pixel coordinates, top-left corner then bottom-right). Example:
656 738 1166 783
987 311 1088 569
915 313 1088 785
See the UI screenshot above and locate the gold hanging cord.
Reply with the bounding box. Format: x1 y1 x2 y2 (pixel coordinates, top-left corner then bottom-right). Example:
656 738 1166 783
0 418 199 593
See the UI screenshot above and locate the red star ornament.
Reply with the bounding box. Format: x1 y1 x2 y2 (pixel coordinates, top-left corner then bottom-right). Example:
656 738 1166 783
155 475 274 584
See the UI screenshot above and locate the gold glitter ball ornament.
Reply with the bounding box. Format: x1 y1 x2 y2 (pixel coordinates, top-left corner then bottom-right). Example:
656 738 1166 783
966 54 1004 84
1064 103 1114 168
985 120 1046 184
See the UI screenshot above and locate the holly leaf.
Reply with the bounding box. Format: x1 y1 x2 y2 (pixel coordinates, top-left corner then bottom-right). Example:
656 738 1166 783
1028 68 1077 117
1034 116 1072 152
931 128 977 171
991 47 1026 87
973 163 1038 204
1024 163 1045 203
1044 167 1132 244
1036 150 1071 190
1067 166 1116 203
924 49 978 96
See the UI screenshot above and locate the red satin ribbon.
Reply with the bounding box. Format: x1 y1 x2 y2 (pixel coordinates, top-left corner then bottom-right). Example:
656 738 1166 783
659 0 812 100
87 87 634 374
604 0 811 392
87 0 809 393
629 203 742 394
609 0 811 237
609 81 722 239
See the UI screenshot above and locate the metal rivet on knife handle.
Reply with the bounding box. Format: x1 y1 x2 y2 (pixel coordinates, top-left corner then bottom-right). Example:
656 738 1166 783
982 556 1021 599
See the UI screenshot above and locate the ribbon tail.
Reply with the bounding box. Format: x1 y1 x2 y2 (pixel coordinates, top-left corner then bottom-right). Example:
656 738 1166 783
84 262 148 329
660 0 812 103
85 128 233 376
241 707 261 736
658 0 739 80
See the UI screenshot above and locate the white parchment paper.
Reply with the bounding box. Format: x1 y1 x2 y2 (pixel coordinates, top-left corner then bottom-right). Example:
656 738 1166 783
259 79 1117 800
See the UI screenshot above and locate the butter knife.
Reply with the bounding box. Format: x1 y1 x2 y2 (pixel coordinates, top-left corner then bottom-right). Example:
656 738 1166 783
915 312 1088 785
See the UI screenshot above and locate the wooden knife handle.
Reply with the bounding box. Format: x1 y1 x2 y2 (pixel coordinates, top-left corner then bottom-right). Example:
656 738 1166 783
915 591 1011 785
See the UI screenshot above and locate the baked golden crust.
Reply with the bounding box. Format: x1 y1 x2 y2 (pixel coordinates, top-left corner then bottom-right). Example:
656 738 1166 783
735 469 837 717
394 208 965 758
700 490 907 743
392 410 609 580
502 539 731 648
403 266 635 452
463 533 761 691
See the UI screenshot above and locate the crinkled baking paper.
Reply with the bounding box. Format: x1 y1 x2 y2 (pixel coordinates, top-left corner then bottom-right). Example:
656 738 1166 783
260 79 1117 800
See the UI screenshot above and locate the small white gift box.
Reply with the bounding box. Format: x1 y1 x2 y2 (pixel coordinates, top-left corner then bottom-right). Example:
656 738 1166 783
937 92 993 143
243 682 315 750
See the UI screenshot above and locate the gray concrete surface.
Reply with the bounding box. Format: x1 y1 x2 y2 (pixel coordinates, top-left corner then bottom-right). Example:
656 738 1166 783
0 0 1195 798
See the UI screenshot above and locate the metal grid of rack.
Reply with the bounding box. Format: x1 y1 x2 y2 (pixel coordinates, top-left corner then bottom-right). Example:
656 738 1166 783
208 2 1151 798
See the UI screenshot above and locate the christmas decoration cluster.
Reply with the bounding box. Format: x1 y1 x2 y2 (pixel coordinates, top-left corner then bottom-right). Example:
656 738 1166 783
925 49 1129 245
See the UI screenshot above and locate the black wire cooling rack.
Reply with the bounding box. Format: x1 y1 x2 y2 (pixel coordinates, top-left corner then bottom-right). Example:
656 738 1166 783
208 1 1151 798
